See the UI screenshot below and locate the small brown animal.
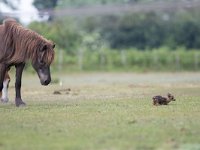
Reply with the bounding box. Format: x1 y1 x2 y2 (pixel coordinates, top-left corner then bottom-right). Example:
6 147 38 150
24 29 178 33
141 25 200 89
152 93 176 106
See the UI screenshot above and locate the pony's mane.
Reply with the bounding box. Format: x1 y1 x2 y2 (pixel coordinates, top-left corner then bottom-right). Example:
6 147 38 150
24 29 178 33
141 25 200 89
2 19 54 65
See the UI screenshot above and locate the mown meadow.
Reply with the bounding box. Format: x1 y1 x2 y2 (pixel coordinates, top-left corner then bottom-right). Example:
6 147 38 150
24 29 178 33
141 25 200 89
0 73 200 150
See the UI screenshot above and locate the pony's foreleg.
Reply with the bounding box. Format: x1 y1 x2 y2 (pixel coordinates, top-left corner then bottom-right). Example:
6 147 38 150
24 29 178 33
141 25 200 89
0 64 7 102
15 63 25 107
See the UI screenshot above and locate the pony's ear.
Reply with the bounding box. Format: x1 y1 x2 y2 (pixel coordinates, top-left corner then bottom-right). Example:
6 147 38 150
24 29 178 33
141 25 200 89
52 44 55 49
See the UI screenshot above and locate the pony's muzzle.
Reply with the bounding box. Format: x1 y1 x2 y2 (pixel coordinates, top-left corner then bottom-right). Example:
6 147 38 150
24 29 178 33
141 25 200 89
44 79 50 85
37 68 51 86
39 75 51 86
41 78 51 85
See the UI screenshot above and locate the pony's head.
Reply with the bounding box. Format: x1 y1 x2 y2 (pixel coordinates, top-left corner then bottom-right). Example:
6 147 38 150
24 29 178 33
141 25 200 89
32 41 55 86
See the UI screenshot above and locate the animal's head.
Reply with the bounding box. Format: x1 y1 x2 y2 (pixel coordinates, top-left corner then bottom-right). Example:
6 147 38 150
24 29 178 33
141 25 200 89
167 93 176 101
32 41 55 86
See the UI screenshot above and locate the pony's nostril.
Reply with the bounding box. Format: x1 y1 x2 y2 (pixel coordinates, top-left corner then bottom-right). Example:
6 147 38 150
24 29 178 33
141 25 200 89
43 78 51 85
44 80 49 85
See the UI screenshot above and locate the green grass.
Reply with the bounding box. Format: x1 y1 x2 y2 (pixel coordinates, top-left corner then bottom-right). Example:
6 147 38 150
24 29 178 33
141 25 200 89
0 73 200 150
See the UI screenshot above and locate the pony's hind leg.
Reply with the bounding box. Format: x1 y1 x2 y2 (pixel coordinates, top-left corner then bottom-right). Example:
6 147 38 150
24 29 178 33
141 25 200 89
1 73 10 103
0 64 7 102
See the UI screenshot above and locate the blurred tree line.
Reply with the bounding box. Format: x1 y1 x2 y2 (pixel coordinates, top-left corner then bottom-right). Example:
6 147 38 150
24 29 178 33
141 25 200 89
1 0 200 51
27 7 200 72
2 0 200 71
29 9 200 51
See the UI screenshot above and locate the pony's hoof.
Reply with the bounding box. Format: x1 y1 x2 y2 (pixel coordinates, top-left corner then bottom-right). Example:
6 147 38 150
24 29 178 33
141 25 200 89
15 99 26 107
1 98 9 103
16 102 26 107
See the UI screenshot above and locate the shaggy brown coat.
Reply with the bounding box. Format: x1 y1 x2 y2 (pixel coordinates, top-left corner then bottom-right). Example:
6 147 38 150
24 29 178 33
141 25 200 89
0 18 55 106
0 18 54 65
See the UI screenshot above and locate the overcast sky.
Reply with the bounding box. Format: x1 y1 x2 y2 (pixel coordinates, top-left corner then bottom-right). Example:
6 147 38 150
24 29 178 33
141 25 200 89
0 0 39 24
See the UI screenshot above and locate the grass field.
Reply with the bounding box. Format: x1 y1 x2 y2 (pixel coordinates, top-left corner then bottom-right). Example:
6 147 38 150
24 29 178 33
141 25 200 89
0 72 200 150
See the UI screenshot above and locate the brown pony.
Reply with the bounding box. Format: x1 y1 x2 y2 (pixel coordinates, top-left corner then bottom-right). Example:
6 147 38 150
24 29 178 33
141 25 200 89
0 18 55 107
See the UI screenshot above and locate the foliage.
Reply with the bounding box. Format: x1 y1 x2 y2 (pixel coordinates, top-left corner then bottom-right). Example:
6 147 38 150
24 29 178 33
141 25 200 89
23 3 200 72
33 0 58 10
0 0 19 22
82 10 200 49
57 0 175 8
99 12 165 49
0 0 19 9
58 0 136 7
46 47 200 72
28 8 200 51
32 0 58 20
29 19 82 54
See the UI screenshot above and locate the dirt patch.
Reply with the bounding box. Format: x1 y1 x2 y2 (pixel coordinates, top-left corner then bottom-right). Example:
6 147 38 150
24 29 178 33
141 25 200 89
53 88 71 95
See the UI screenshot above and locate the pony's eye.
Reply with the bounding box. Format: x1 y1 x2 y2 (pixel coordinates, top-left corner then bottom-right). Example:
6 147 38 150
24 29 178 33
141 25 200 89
39 59 45 65
40 45 47 52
